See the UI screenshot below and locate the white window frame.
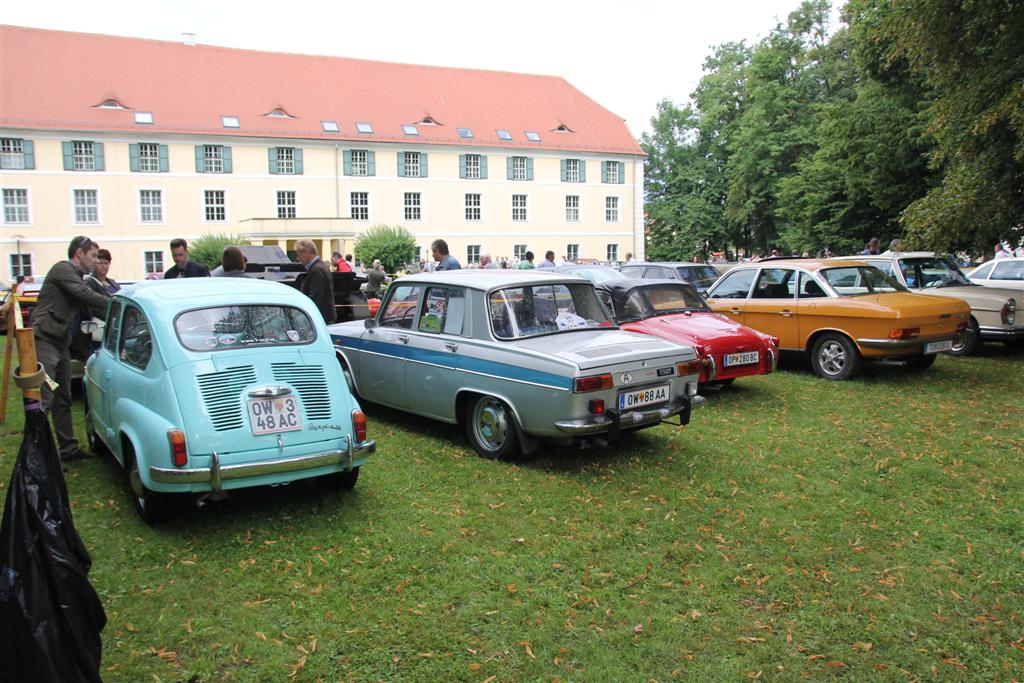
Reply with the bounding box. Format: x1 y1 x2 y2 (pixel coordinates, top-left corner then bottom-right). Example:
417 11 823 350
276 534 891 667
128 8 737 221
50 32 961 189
567 244 580 262
565 195 580 223
143 250 164 275
465 154 481 179
204 145 225 174
350 191 370 221
514 244 528 260
71 188 101 224
467 245 481 264
351 150 368 176
605 196 620 223
404 192 422 221
404 151 421 178
465 193 482 222
203 189 227 223
72 141 96 171
138 143 161 173
605 161 621 184
606 244 619 262
8 252 33 281
276 147 296 175
565 159 580 183
0 138 25 170
138 188 165 224
2 187 31 225
276 190 297 219
512 194 528 222
511 156 528 181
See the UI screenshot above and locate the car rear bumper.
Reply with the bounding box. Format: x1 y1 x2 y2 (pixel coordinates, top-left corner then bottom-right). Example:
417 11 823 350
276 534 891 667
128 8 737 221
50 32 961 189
702 346 777 382
149 438 376 492
856 332 961 350
554 395 704 436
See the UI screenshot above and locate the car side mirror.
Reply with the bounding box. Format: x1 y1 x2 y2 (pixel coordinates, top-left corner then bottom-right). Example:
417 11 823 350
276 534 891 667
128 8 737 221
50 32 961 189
363 318 377 330
80 320 102 335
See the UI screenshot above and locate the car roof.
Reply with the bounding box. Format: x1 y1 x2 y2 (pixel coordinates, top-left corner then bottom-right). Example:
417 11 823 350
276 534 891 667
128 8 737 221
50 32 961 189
619 261 713 268
727 258 865 271
393 269 588 290
119 277 310 309
594 277 696 294
974 257 1024 267
833 251 938 261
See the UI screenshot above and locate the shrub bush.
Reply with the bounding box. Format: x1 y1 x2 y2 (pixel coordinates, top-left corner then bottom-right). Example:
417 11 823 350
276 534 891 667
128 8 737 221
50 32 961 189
354 225 417 274
188 234 247 270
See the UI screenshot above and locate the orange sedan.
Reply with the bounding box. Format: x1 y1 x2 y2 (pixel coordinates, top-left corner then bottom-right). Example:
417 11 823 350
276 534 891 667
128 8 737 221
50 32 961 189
704 259 970 379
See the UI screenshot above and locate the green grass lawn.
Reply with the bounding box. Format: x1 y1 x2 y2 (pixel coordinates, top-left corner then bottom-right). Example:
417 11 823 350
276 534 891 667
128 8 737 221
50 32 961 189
2 340 1023 681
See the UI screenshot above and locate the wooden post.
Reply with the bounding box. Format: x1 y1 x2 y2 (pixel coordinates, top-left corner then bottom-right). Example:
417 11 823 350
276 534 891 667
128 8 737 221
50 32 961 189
0 302 14 421
15 326 41 402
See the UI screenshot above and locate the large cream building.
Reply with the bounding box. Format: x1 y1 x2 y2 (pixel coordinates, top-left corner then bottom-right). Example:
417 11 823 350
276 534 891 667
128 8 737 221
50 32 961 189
0 25 644 282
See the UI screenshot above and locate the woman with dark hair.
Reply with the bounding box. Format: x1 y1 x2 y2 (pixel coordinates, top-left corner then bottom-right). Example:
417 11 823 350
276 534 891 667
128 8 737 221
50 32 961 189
218 246 252 277
84 248 121 295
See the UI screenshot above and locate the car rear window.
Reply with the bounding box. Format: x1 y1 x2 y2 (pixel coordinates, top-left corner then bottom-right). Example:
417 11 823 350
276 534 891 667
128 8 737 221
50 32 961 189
489 283 614 339
820 266 907 296
679 266 720 288
175 305 316 351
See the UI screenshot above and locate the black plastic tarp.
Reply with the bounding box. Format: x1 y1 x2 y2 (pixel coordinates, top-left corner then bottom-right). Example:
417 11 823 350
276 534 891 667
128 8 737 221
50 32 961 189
0 409 106 682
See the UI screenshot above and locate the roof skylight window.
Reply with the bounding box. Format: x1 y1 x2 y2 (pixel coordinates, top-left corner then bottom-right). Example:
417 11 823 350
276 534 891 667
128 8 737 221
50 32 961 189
221 115 241 128
525 131 542 142
402 124 419 136
456 127 473 139
134 111 154 124
321 120 340 133
496 129 513 141
356 122 374 134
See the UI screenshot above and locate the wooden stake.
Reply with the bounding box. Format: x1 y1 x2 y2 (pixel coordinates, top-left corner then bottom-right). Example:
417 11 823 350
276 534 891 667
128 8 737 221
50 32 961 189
15 327 41 402
0 302 13 421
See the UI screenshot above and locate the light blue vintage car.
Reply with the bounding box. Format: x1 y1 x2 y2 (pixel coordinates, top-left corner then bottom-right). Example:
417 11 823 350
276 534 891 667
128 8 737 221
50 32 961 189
83 279 374 523
328 271 703 459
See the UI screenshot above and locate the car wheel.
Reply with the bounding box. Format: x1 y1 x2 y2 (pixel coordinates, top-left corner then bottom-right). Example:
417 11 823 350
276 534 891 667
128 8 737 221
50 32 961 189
949 318 981 357
906 353 937 371
124 442 171 524
466 395 520 460
709 378 735 388
810 333 860 380
322 466 360 491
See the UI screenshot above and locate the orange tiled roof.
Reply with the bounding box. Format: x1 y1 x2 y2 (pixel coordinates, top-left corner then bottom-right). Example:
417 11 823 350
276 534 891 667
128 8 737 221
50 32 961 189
0 25 642 155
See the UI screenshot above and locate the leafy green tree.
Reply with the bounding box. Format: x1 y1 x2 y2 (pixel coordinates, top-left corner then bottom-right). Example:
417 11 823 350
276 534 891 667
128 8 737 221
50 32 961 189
353 225 416 274
188 233 247 270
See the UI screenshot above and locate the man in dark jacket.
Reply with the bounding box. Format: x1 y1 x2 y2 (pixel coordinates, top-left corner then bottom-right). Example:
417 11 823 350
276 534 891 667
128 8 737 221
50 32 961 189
295 239 337 324
32 236 111 462
164 238 210 278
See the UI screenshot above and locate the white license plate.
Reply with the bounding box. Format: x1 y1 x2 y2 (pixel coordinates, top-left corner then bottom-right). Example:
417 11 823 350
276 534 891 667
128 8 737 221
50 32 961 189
723 351 759 367
618 384 670 411
247 396 303 435
924 339 953 354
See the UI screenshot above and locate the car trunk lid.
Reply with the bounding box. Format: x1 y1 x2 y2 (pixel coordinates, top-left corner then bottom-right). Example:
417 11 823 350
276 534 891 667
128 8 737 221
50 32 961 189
511 329 696 370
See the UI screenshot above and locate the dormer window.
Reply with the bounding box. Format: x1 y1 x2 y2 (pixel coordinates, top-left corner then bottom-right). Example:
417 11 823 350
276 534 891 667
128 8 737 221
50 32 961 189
402 124 419 136
321 120 340 133
496 129 513 141
264 108 295 119
356 122 374 134
456 127 473 139
525 131 541 142
418 116 439 126
95 99 127 110
553 124 574 133
134 111 154 125
221 115 240 128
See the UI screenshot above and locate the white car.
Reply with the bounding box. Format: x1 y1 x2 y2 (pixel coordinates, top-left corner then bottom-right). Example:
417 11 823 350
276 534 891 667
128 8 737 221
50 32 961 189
966 257 1024 292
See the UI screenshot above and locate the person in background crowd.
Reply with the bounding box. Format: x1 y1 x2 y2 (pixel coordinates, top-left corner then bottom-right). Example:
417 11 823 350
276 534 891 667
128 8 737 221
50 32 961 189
1015 238 1024 257
624 252 635 264
84 248 121 295
861 237 881 256
432 239 461 271
330 251 343 270
480 253 499 269
518 251 536 269
994 242 1011 259
294 239 336 324
337 253 354 273
365 260 387 299
770 249 781 257
538 251 556 268
32 236 111 462
164 238 210 278
216 246 252 277
791 249 800 257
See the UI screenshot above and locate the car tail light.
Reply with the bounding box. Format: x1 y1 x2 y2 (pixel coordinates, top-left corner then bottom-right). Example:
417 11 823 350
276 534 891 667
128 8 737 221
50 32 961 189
889 327 920 340
769 336 780 348
574 373 613 393
677 360 702 377
168 430 187 467
1002 298 1016 325
588 399 605 415
352 410 367 443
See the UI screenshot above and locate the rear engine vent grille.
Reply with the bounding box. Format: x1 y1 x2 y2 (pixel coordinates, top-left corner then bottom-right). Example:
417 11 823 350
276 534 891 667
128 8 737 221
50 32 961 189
272 363 331 420
196 365 257 431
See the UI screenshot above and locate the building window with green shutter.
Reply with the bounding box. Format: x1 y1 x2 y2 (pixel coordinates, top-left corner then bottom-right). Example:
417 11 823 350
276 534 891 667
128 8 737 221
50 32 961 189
276 147 295 174
73 142 96 171
352 150 368 176
3 189 30 224
565 195 580 222
604 161 623 184
404 152 422 178
138 143 161 172
139 190 163 223
465 193 481 221
404 192 421 220
564 159 580 182
1 139 29 170
73 189 100 223
510 156 530 181
350 192 369 220
204 146 225 173
277 191 297 218
512 194 527 222
464 154 481 179
204 190 226 222
605 196 619 222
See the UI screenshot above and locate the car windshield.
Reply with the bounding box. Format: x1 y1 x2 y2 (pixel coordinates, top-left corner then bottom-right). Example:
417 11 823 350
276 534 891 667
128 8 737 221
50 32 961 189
489 283 614 339
620 284 709 320
820 266 908 296
175 305 316 351
898 257 971 288
565 266 628 284
679 266 720 289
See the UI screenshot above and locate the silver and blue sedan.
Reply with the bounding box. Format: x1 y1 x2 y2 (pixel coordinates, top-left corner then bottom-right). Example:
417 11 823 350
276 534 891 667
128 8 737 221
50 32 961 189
329 271 703 459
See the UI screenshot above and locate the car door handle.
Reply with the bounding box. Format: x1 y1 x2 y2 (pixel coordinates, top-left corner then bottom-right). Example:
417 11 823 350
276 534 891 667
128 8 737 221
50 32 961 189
445 343 459 352
397 335 409 344
729 308 741 315
780 310 793 317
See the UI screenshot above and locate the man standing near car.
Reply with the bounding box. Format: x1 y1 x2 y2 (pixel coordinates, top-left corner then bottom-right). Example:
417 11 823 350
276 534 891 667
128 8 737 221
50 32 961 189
295 239 337 324
164 238 210 278
431 239 461 271
32 236 111 462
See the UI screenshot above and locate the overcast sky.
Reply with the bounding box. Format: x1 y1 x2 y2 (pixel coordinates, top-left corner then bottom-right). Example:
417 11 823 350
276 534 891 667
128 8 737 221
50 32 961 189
5 0 813 139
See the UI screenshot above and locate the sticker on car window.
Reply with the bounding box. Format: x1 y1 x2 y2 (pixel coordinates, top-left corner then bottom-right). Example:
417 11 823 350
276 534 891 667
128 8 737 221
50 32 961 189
286 330 300 342
204 337 219 349
218 334 237 346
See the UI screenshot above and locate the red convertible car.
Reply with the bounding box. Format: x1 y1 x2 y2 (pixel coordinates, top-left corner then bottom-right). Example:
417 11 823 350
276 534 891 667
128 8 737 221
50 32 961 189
595 279 779 386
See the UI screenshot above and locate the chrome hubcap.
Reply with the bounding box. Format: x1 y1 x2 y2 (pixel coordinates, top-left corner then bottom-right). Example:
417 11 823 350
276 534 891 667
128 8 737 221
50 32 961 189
473 399 508 452
129 461 145 506
819 341 846 375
